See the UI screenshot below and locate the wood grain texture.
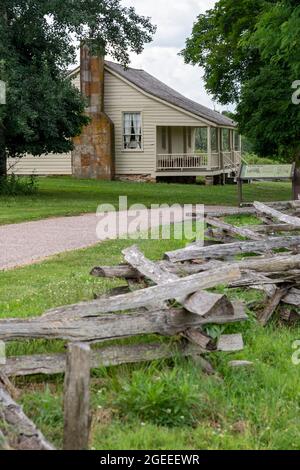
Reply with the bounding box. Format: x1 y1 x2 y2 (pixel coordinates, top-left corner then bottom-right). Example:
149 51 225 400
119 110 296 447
217 334 244 352
63 343 91 451
254 202 300 227
0 304 248 343
205 216 264 241
42 265 241 321
122 245 235 317
257 287 290 326
282 288 300 306
0 386 54 450
165 236 300 263
2 342 206 378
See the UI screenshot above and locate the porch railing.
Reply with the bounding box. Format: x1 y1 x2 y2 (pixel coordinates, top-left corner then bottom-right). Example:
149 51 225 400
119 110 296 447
157 153 208 171
156 152 242 173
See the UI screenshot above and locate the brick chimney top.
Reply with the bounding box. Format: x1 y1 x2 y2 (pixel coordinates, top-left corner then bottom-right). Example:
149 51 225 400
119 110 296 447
80 43 105 114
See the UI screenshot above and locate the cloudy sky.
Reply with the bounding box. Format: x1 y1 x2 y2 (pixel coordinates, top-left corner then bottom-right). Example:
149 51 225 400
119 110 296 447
110 0 219 109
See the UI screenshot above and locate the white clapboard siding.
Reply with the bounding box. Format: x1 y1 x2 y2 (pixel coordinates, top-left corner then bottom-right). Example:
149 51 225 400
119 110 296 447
10 66 207 176
8 153 72 176
104 69 206 175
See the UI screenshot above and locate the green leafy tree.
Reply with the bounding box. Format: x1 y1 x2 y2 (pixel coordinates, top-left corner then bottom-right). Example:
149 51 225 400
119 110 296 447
182 0 300 163
0 1 156 176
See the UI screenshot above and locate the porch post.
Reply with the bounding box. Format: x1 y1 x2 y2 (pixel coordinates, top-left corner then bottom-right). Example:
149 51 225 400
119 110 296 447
219 128 224 178
207 126 212 171
230 129 234 164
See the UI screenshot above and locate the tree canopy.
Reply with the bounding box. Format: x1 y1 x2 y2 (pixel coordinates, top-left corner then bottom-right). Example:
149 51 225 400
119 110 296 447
0 1 156 173
182 0 300 162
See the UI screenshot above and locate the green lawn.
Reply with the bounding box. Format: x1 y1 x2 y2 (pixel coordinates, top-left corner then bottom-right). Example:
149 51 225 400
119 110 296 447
0 176 293 225
1 220 300 450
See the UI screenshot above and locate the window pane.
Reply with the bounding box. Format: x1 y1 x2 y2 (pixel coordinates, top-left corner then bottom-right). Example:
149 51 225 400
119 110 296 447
123 113 142 150
124 134 142 150
222 129 230 151
195 128 207 152
211 128 218 152
234 131 240 151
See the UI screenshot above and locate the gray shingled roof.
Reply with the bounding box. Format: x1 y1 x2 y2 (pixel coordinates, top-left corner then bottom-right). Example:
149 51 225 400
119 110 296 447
105 61 236 128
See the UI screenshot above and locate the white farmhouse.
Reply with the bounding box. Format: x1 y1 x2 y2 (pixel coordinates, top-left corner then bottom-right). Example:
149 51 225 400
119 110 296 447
9 46 241 183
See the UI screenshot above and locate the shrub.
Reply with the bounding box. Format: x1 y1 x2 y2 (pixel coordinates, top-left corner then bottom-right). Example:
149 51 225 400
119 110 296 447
243 153 274 165
0 174 38 196
112 363 203 427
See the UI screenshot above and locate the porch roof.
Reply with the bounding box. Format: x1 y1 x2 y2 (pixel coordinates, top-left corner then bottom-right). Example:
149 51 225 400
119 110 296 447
105 61 236 128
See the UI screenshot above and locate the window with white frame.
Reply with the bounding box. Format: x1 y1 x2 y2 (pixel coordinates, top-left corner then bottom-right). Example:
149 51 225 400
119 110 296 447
123 112 143 150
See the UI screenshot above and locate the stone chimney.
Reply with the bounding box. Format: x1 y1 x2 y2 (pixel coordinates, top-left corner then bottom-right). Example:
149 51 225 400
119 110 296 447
72 44 114 180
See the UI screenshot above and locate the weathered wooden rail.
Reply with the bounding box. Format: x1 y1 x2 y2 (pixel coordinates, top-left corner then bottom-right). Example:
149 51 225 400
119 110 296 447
1 199 300 450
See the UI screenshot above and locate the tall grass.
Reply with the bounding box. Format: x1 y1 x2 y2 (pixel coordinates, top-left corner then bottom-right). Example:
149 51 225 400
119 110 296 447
0 174 38 196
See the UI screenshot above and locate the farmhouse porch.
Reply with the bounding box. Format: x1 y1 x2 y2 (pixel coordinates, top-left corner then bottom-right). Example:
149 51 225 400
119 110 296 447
156 125 242 177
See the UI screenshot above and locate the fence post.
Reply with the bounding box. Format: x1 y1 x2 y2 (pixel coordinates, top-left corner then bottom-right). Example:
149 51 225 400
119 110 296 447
63 342 91 450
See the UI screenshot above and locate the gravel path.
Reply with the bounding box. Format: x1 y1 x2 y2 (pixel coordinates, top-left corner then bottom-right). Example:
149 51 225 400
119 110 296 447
0 205 236 271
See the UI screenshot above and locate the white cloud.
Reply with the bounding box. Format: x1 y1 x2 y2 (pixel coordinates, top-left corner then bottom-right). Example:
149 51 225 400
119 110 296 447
108 0 223 111
122 0 216 48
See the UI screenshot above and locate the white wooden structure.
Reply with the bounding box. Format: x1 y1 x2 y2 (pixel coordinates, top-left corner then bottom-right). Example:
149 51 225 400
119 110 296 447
8 61 241 180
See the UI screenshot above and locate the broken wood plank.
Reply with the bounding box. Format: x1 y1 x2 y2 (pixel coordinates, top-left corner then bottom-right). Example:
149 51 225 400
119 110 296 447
63 343 91 451
182 329 216 351
254 202 300 227
204 229 236 244
90 264 139 279
217 334 244 352
123 245 178 284
42 265 241 321
1 342 207 378
90 260 222 280
122 245 235 317
280 308 292 322
257 287 290 326
282 288 300 306
165 236 300 263
0 385 54 450
91 263 146 280
0 370 19 400
0 303 247 344
183 290 234 317
92 254 300 281
205 216 264 241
